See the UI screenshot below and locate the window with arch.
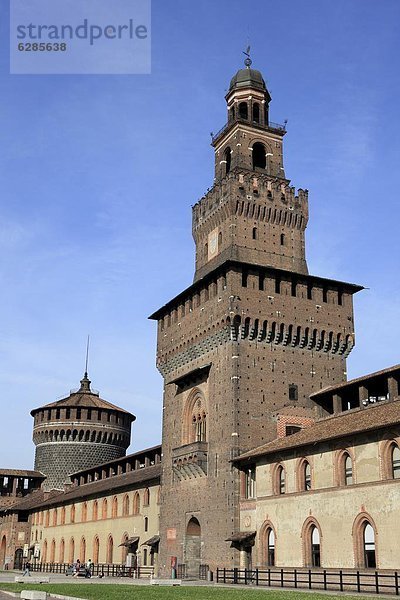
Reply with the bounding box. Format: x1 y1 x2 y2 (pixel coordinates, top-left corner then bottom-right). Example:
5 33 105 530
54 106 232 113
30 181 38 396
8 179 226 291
70 505 75 524
102 498 108 520
123 494 130 516
353 515 377 568
298 459 312 491
80 537 86 563
342 452 353 485
143 488 150 506
280 233 285 246
93 536 100 564
252 142 266 170
92 500 98 521
224 147 231 175
59 538 65 563
81 502 88 523
392 445 400 478
50 539 56 563
112 496 118 518
238 102 248 120
106 535 113 564
156 487 161 505
133 492 140 515
252 227 257 240
52 509 57 527
68 538 74 564
45 510 50 527
144 516 149 532
42 540 48 563
380 440 400 479
302 519 322 567
61 507 66 525
275 464 285 495
183 389 208 445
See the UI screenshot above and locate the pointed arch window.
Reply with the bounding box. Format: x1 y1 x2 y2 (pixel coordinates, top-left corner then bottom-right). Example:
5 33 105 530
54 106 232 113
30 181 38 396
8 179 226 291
112 496 118 518
143 488 150 507
311 526 321 567
278 465 285 494
133 492 140 515
298 459 312 491
392 445 400 479
344 454 353 485
106 535 113 564
123 494 130 516
253 102 260 123
102 498 108 520
92 500 98 521
183 389 207 445
252 142 266 170
364 523 376 568
224 147 231 175
267 528 275 565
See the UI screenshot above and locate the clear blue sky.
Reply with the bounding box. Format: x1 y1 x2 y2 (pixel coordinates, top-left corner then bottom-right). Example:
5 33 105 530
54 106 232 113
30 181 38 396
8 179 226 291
0 0 399 468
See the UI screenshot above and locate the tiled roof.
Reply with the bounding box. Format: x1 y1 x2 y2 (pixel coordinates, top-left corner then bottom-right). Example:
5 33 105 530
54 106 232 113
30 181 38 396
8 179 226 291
6 464 161 512
310 364 400 398
69 444 162 477
236 398 400 462
0 469 44 478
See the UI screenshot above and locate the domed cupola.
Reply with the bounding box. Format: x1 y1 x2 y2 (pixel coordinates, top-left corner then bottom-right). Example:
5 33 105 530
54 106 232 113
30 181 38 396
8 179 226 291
31 372 135 490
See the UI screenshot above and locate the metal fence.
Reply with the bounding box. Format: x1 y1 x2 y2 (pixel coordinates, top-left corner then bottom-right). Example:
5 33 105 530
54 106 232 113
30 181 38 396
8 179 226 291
29 562 154 578
216 567 400 595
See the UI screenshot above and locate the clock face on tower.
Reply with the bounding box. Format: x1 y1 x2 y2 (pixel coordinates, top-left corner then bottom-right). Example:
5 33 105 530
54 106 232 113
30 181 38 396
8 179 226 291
208 228 219 261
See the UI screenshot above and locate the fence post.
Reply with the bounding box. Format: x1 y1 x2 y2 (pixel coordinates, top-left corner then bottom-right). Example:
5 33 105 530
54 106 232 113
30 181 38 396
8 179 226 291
234 567 238 585
395 571 399 596
356 570 360 593
256 568 259 586
268 568 271 587
294 568 297 589
324 569 327 591
339 570 343 592
308 569 312 590
375 571 379 595
244 568 247 585
281 568 284 588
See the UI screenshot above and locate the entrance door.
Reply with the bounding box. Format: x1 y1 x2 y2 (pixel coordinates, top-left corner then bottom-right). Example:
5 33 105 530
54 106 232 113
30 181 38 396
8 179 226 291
14 548 23 570
184 517 201 578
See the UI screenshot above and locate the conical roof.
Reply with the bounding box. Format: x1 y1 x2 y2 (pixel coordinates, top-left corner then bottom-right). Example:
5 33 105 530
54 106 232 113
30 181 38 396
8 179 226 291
30 373 135 420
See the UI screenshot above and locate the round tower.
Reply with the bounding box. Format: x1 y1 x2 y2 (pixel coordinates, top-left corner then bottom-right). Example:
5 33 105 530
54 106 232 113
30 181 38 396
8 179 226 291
31 373 135 490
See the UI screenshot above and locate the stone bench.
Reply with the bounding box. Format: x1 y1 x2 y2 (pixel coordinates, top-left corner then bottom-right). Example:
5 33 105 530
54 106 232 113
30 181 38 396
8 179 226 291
21 592 47 600
14 576 50 584
150 579 182 586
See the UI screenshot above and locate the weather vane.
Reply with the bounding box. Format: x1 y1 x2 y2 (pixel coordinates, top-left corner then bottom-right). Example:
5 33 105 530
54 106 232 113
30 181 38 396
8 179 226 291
243 45 252 68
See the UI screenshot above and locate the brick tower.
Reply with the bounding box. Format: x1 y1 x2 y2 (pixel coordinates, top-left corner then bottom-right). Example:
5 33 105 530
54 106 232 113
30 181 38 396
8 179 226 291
31 372 135 491
151 59 363 575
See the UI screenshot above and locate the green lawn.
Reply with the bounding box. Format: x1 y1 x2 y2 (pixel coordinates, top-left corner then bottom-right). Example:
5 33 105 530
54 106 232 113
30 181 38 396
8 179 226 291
0 584 376 600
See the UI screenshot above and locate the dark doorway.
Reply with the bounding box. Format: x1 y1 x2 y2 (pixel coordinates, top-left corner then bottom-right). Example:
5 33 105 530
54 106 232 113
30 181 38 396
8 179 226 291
14 548 23 570
185 517 201 578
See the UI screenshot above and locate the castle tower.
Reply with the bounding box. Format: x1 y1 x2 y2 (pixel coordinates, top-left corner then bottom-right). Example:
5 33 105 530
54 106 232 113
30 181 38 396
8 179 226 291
31 373 135 491
151 60 363 574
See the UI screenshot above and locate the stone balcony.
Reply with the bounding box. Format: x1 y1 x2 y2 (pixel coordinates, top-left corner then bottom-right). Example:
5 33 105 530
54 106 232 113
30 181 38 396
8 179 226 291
172 441 208 480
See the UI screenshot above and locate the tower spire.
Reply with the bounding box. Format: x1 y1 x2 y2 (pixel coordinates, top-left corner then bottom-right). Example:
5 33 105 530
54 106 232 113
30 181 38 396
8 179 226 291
79 335 91 392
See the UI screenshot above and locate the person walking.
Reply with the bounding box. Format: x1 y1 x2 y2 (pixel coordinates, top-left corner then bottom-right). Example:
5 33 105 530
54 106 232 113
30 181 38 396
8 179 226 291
22 561 31 577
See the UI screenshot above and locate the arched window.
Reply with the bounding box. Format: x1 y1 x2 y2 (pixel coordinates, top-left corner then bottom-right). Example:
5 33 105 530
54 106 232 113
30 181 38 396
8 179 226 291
69 538 74 564
50 539 56 563
45 510 50 527
298 459 312 491
364 523 376 568
120 533 129 563
344 453 353 485
252 227 257 240
392 445 400 478
253 102 260 123
59 538 65 563
81 502 87 522
106 535 113 564
143 488 150 506
183 389 207 444
280 233 285 246
267 528 275 565
133 492 140 515
353 514 377 568
52 509 57 527
92 500 98 521
278 465 285 494
112 496 118 518
123 494 130 516
80 537 86 563
311 527 321 567
252 142 266 170
42 540 48 563
93 536 100 564
70 505 75 524
61 507 66 525
144 516 149 532
102 498 108 520
239 102 248 120
224 147 231 175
